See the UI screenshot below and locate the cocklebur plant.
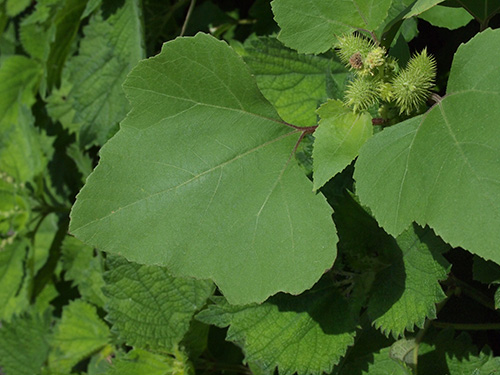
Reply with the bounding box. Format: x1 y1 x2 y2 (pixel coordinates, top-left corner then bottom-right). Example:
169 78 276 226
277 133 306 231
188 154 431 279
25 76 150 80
337 33 437 121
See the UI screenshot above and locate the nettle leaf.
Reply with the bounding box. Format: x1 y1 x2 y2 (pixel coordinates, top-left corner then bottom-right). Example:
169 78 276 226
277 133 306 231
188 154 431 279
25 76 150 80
0 239 30 321
242 36 341 127
0 310 52 375
70 33 338 305
367 225 450 338
354 28 500 264
447 347 500 375
48 300 110 373
312 99 372 190
5 0 31 17
103 255 214 351
196 283 358 375
48 0 145 147
61 236 107 307
271 0 393 54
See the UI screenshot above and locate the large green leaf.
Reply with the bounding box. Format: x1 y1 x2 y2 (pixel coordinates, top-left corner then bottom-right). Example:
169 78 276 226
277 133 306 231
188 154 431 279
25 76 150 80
271 0 393 54
354 28 500 264
70 33 337 305
312 100 372 190
452 0 500 25
47 0 145 147
196 283 358 375
242 37 338 127
103 256 214 351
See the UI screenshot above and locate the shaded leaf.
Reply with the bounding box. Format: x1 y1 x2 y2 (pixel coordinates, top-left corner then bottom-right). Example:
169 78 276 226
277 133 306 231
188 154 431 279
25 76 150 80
103 255 214 351
197 283 358 375
418 5 473 30
48 0 145 147
368 225 450 338
404 0 445 18
313 99 372 190
271 0 393 54
0 310 51 375
354 28 500 264
0 239 30 321
447 347 500 375
48 300 110 373
70 33 337 305
61 236 107 307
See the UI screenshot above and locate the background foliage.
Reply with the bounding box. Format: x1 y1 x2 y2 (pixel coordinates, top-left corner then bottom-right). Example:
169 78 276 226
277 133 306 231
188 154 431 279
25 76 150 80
1 0 500 374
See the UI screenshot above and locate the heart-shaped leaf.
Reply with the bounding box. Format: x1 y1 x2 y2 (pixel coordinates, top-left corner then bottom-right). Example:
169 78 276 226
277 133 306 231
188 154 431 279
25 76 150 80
354 28 500 264
70 33 337 305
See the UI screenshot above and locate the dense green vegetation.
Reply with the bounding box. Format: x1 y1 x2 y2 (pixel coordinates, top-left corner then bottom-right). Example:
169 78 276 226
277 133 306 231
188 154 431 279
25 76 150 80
1 0 500 374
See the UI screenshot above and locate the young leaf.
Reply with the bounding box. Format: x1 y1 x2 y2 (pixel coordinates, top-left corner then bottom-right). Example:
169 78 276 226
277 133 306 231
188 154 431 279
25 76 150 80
103 348 194 375
271 0 393 54
367 225 450 338
196 284 358 375
354 28 500 265
0 310 52 375
242 37 338 127
103 255 214 351
403 0 445 18
312 99 372 190
48 300 110 373
47 0 145 147
70 33 338 305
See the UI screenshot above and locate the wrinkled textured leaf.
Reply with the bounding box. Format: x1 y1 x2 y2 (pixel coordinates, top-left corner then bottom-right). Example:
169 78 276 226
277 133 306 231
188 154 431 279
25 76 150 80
271 0 393 54
404 0 445 18
447 347 500 375
196 283 358 375
61 236 107 307
0 239 30 321
47 0 145 147
48 300 110 373
70 33 337 305
242 37 338 127
313 100 372 190
368 225 450 338
0 310 51 375
103 256 214 351
354 28 500 264
419 5 473 29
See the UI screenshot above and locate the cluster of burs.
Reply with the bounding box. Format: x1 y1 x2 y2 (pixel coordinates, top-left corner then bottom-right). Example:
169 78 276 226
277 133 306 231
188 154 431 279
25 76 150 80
337 34 437 121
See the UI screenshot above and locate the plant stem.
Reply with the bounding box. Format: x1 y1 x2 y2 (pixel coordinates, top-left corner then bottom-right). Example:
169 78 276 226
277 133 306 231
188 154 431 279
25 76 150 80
180 0 196 36
432 322 500 330
446 274 496 311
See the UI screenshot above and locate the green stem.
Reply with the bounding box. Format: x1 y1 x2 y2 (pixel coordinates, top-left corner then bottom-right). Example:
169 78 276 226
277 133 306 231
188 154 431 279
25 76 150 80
447 274 496 311
180 0 196 36
432 322 500 330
